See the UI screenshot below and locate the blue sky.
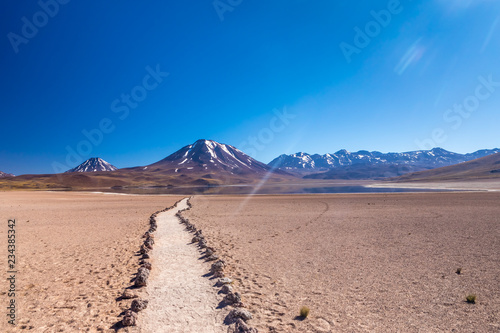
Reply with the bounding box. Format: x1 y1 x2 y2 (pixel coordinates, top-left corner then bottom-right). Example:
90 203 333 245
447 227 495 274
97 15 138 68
1 0 499 175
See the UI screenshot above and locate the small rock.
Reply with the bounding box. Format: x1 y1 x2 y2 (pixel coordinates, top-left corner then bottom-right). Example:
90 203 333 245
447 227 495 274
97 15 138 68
138 266 150 276
144 236 155 249
140 244 150 254
122 310 137 326
224 291 242 305
135 268 149 287
221 284 233 294
230 318 259 333
214 270 225 278
131 299 149 312
207 254 220 261
121 289 138 299
226 308 253 324
211 260 226 271
211 265 224 276
141 262 152 270
216 277 233 287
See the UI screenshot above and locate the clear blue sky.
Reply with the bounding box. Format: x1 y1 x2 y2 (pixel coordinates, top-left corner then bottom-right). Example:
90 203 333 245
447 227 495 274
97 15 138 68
1 0 499 175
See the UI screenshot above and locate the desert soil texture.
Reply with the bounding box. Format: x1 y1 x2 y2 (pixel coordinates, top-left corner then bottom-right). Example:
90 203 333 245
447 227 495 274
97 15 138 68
0 191 183 332
183 192 500 332
1 191 499 332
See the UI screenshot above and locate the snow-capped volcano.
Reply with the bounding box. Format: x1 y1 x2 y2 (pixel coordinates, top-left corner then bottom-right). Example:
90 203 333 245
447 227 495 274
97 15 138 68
0 171 14 178
148 139 272 174
66 158 118 173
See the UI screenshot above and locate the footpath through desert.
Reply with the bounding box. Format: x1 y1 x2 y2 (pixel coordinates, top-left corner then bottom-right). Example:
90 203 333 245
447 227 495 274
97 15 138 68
139 198 225 333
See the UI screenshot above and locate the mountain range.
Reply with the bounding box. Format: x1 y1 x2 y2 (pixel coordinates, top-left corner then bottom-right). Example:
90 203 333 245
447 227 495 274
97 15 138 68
394 152 500 182
270 148 500 180
1 140 499 190
270 148 500 172
0 140 292 190
122 139 291 185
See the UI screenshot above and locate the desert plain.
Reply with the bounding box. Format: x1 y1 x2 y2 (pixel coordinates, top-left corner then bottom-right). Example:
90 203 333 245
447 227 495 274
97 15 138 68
0 191 183 332
184 192 500 332
1 189 499 332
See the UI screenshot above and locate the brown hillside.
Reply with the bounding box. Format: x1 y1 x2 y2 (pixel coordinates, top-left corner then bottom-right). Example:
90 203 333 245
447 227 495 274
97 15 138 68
395 153 500 182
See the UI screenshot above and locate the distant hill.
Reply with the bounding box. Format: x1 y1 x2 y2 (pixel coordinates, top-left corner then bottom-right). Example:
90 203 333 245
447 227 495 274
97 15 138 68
2 142 499 190
393 152 500 181
269 148 500 175
0 171 14 178
66 158 118 173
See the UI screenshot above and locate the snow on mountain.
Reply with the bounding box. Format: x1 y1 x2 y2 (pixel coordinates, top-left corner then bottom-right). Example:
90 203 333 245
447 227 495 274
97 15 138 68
65 158 118 173
0 171 14 178
396 150 500 181
269 148 500 171
149 139 272 174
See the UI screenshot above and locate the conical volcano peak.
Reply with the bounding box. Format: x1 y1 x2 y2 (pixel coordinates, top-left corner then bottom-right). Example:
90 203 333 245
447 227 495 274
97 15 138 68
149 139 271 174
66 157 118 173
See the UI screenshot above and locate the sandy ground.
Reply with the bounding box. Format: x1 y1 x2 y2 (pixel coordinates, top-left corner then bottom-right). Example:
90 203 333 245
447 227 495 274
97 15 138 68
0 191 183 333
139 199 226 333
184 192 500 332
1 190 499 332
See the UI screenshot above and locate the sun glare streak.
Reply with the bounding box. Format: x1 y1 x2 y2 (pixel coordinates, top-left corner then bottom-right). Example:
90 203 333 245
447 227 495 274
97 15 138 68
437 0 475 11
230 165 277 218
394 38 426 75
231 139 300 217
480 16 499 53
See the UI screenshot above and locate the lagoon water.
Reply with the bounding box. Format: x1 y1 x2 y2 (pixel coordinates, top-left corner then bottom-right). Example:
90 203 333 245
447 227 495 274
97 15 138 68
84 184 452 195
